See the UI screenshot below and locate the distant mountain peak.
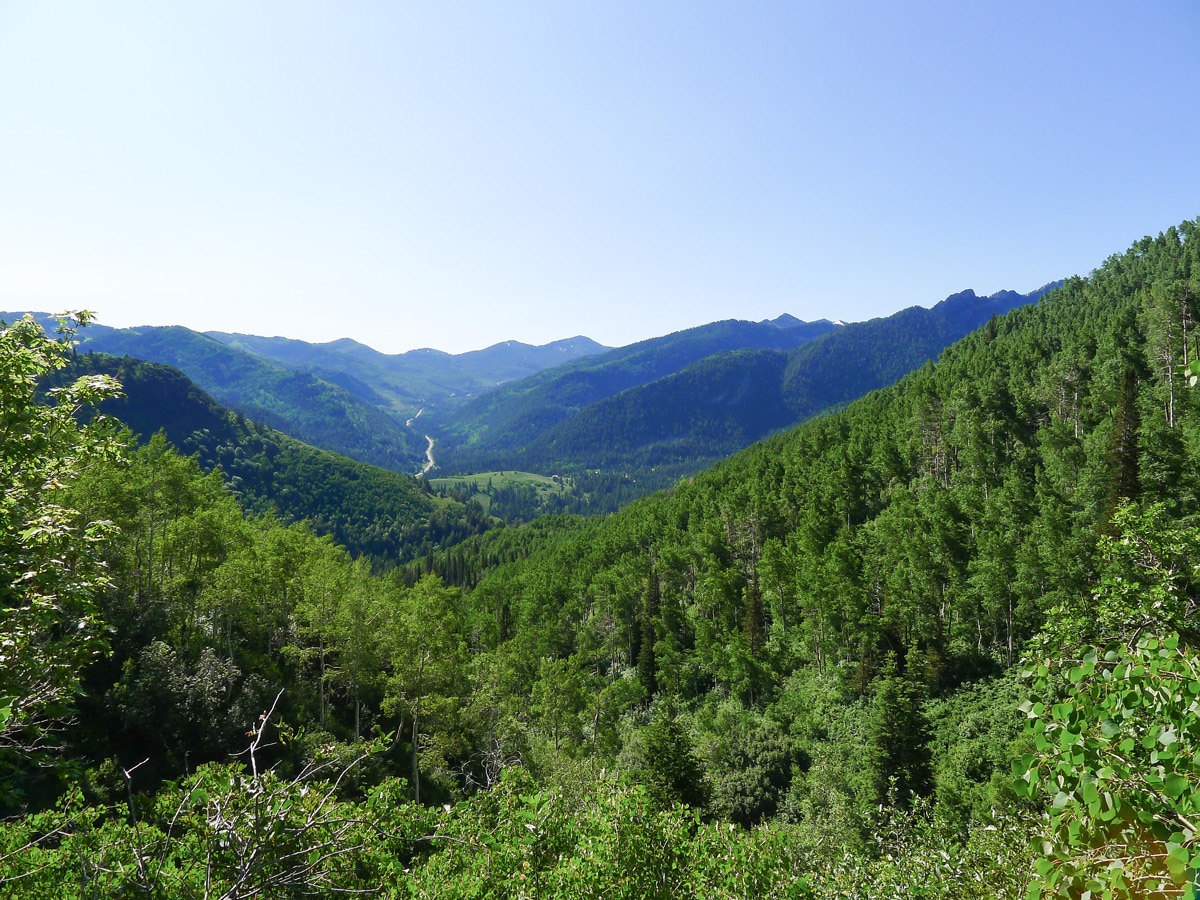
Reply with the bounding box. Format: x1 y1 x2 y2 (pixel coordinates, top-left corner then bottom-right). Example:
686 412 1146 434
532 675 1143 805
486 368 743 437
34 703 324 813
942 288 979 303
763 313 811 329
931 282 1062 318
764 313 849 331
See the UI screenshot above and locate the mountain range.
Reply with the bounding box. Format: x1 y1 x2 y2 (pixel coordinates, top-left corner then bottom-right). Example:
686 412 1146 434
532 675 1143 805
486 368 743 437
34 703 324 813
48 352 488 562
205 330 610 413
430 285 1058 481
0 314 610 474
5 285 1055 512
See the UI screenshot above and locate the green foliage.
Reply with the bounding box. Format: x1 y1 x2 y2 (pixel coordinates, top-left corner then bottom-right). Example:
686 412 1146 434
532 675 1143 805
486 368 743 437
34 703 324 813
401 770 810 900
384 575 471 803
396 771 1029 899
52 437 481 789
60 354 492 562
639 703 708 812
866 654 933 806
0 313 124 801
1018 504 1200 897
698 700 797 826
1022 639 1200 896
0 733 439 897
67 321 430 472
927 673 1034 834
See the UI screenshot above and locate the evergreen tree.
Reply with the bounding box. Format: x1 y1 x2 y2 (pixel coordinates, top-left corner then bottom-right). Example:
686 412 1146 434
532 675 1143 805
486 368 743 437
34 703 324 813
866 654 933 806
641 704 707 811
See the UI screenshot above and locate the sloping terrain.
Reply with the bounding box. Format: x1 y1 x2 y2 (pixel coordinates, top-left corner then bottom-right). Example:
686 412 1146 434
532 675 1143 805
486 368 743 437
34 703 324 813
436 286 1055 479
206 331 609 413
433 316 839 469
58 352 489 561
21 318 430 473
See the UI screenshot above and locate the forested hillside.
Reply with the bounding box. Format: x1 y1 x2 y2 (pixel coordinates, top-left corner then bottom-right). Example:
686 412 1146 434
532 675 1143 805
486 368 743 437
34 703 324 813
434 316 838 467
56 353 490 562
207 331 609 413
7 317 431 472
435 286 1052 511
3 220 1200 897
779 284 1058 419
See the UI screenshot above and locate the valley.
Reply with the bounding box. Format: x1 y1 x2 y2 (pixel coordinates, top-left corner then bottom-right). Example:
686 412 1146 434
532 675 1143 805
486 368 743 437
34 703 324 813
4 3 1193 894
429 470 574 517
3 220 1200 897
11 284 1055 521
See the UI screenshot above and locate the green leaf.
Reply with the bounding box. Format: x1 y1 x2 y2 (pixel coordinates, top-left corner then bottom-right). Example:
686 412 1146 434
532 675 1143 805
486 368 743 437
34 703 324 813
1013 755 1036 777
1166 843 1190 880
1165 773 1190 798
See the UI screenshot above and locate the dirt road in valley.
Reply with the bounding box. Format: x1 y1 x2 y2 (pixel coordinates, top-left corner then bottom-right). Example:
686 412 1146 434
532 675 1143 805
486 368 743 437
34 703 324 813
419 435 435 475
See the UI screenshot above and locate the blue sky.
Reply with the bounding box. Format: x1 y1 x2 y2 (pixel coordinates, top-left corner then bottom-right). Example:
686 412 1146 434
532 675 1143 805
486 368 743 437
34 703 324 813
1 2 1198 354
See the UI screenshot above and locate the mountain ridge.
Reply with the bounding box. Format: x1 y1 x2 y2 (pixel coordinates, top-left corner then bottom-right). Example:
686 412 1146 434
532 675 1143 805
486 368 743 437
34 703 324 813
204 330 611 411
433 284 1059 483
53 351 490 561
433 316 840 464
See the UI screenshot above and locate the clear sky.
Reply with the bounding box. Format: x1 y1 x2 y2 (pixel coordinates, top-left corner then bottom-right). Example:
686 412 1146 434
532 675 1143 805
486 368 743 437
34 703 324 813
1 2 1198 354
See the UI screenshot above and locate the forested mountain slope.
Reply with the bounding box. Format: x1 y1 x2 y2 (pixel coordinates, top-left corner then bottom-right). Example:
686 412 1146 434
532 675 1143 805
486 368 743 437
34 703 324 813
433 316 838 466
525 347 795 469
1 316 430 472
463 253 1167 692
780 284 1059 419
59 353 489 561
441 285 1053 481
5 222 1200 896
206 330 609 413
437 221 1200 837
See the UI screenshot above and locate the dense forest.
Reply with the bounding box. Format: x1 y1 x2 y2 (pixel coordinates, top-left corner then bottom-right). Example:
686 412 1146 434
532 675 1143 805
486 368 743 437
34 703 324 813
53 319 432 472
433 287 1051 513
50 354 493 563
205 330 610 415
433 317 837 467
3 220 1200 896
